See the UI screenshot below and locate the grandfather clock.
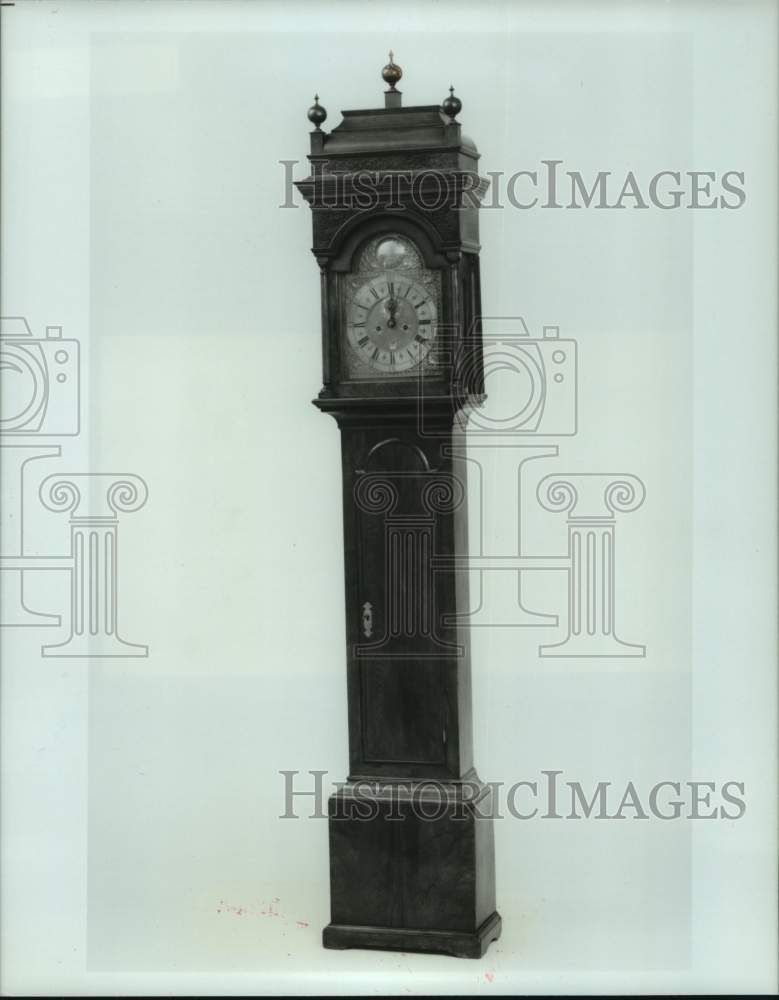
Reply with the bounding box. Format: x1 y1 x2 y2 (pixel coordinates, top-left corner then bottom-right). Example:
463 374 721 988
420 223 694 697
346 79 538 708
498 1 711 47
296 54 501 959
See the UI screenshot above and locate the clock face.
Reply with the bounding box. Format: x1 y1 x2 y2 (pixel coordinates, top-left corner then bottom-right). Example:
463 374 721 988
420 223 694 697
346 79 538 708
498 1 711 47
343 235 440 378
346 274 437 374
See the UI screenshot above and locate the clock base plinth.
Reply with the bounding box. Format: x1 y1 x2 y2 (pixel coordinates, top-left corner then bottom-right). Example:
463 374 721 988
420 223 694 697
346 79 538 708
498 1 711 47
323 910 502 959
325 778 500 959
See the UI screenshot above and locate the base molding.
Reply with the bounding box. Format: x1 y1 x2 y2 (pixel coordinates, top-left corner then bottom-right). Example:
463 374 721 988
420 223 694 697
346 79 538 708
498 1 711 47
323 910 502 959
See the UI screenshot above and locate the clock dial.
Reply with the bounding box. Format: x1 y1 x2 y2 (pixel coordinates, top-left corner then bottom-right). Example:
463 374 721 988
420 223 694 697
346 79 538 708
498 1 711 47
346 274 437 374
342 234 439 378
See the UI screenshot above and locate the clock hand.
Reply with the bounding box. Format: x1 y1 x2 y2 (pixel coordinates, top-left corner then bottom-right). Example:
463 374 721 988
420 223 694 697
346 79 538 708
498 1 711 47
386 290 399 328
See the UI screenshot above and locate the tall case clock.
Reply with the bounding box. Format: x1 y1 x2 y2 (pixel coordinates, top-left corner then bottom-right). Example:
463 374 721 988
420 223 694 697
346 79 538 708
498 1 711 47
296 55 501 959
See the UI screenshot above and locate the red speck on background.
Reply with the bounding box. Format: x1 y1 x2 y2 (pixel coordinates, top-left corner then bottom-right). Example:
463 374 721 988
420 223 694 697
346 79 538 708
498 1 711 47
485 970 495 982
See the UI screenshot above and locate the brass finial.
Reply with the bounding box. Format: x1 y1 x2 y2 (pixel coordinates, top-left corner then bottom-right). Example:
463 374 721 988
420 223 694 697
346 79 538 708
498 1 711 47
307 94 327 130
381 51 402 91
442 84 462 120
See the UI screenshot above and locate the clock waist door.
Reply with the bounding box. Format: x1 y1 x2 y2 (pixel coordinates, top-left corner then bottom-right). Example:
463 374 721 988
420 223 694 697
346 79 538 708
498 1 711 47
342 431 473 781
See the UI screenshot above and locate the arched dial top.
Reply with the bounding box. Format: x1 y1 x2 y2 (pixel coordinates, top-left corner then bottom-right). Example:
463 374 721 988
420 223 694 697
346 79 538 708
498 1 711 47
344 234 440 377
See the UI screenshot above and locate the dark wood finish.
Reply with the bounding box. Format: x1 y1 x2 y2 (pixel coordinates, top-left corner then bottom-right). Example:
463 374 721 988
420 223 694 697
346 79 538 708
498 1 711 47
323 913 502 961
324 780 500 958
297 74 500 958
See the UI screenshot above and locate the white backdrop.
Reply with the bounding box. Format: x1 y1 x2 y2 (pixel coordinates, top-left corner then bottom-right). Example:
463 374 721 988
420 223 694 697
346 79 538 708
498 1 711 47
1 0 776 994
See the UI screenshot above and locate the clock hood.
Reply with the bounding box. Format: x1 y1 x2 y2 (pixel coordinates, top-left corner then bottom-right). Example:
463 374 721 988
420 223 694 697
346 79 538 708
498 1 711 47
320 104 479 162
